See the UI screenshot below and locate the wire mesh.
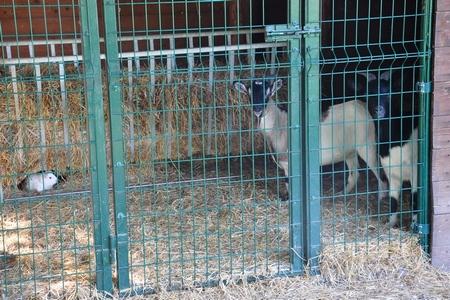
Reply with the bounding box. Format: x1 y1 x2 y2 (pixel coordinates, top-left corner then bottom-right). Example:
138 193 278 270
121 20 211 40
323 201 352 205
0 0 433 297
318 0 430 249
0 1 98 298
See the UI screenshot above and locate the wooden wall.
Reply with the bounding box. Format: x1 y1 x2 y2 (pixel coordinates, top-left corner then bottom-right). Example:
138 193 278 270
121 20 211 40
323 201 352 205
431 0 450 272
0 0 234 58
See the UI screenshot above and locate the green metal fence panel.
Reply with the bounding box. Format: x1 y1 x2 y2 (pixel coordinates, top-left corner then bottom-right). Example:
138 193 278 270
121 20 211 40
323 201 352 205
0 0 435 297
103 0 299 294
0 0 110 297
318 0 431 253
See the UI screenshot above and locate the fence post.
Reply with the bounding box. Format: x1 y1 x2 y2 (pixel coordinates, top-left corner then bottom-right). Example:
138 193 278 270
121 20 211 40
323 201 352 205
102 0 132 292
79 0 113 293
303 0 321 274
288 0 304 274
418 0 433 251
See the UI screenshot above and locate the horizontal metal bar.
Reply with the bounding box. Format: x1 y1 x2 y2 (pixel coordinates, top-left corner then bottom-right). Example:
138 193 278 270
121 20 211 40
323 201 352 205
0 29 266 47
118 42 285 58
1 42 286 65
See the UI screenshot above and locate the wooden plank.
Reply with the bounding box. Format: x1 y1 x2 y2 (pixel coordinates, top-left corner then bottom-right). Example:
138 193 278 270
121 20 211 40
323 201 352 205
432 181 450 215
432 246 450 272
0 0 78 5
437 0 450 12
435 12 450 47
0 6 79 20
432 115 450 149
433 81 450 116
432 214 450 247
432 148 450 181
434 47 450 82
2 17 78 36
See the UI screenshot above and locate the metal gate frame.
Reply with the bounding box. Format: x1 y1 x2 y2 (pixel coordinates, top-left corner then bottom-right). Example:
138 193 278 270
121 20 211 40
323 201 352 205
77 0 434 294
79 0 114 293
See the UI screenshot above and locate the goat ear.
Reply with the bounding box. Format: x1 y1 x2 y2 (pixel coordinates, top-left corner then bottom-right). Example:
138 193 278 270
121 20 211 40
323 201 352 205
357 72 377 83
268 79 283 97
379 71 390 82
233 81 249 95
347 72 377 93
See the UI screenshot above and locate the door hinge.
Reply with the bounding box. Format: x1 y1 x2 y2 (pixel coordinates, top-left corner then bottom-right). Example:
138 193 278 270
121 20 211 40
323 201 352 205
416 81 431 94
265 23 321 42
411 223 430 235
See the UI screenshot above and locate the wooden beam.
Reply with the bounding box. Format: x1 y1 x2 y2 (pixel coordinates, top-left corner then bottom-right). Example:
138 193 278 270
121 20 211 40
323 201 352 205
432 181 450 215
433 81 450 116
432 246 450 272
437 0 450 11
432 115 450 149
434 47 450 81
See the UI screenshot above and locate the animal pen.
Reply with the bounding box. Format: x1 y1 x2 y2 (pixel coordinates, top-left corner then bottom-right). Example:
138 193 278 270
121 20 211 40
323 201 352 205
0 0 433 297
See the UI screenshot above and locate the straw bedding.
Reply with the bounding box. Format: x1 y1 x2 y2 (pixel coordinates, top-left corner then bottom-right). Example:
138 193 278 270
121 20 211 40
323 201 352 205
2 157 448 299
1 65 448 299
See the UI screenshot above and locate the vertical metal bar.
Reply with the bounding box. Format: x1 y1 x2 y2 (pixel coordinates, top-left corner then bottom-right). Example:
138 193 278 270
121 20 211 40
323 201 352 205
50 44 56 57
418 0 433 251
166 55 173 83
72 42 79 68
250 48 256 78
79 0 113 293
133 39 141 73
33 64 48 170
0 182 3 204
58 63 70 154
102 0 131 292
288 0 304 274
127 58 135 161
169 37 176 69
246 33 252 63
303 0 321 273
149 38 156 97
227 34 235 82
207 35 214 155
29 45 47 168
7 46 24 162
270 46 277 75
188 37 194 83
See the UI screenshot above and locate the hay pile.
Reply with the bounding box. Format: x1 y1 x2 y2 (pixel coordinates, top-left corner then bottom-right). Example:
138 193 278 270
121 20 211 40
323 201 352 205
0 64 270 193
144 238 450 300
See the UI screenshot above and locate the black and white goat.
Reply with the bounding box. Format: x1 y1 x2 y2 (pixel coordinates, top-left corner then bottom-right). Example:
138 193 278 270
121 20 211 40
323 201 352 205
233 78 385 197
356 71 419 227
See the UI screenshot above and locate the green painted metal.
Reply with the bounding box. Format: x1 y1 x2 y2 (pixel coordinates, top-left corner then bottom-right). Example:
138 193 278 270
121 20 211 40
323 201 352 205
102 0 131 292
302 0 321 273
288 0 304 274
79 0 113 293
0 0 435 296
417 0 433 251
